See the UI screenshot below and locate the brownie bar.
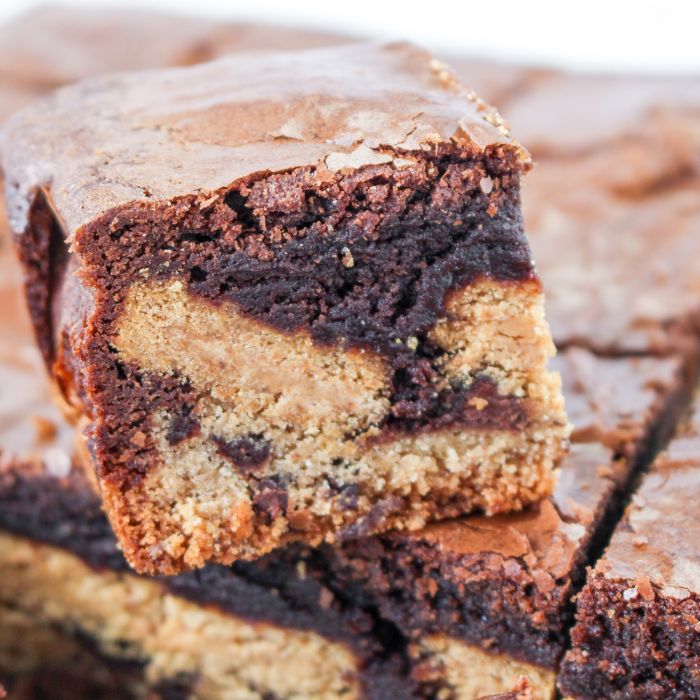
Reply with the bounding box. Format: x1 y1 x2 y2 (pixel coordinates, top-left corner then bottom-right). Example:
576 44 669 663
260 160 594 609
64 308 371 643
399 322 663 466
558 392 700 700
2 42 568 573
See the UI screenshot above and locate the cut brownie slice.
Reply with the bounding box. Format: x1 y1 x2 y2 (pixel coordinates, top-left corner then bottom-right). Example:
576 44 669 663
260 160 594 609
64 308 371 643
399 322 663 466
559 393 700 700
2 42 568 573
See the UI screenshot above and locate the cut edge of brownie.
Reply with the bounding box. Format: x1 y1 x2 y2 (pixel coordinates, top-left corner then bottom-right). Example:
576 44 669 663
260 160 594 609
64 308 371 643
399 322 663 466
10 77 568 572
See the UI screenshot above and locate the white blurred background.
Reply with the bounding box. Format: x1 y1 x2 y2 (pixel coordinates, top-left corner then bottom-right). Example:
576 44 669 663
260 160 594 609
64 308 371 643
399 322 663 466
0 0 699 74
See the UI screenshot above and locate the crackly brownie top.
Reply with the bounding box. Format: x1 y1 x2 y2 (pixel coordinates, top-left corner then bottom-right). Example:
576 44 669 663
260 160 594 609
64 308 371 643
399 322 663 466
598 393 700 597
553 347 684 452
2 42 528 236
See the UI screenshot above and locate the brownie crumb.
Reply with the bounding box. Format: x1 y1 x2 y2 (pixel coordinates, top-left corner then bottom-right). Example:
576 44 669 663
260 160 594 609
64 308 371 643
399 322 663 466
339 496 403 539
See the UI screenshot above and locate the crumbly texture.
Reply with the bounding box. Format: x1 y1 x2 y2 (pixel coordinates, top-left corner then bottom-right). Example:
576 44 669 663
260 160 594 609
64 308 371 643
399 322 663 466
0 341 688 693
3 42 567 573
559 408 700 700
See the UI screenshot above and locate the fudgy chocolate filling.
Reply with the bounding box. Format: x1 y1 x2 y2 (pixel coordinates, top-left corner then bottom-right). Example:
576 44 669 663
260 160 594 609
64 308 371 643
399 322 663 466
331 533 571 670
212 434 272 472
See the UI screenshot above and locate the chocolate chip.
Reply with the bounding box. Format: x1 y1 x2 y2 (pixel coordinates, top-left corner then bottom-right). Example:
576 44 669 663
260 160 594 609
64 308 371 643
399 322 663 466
325 475 361 510
338 496 403 539
253 479 288 525
212 434 271 473
166 411 201 445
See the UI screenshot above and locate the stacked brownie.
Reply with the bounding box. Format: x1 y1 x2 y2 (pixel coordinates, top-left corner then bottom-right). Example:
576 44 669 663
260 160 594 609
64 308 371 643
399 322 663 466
2 41 569 573
2 7 700 700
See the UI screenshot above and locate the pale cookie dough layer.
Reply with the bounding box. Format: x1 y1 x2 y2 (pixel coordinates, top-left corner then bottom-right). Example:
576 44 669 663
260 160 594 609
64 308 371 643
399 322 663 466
107 277 566 571
414 635 556 700
0 533 361 700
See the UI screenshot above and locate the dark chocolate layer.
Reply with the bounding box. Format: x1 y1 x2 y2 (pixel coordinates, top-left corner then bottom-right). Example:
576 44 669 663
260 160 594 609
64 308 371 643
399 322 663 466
0 465 126 572
327 517 572 669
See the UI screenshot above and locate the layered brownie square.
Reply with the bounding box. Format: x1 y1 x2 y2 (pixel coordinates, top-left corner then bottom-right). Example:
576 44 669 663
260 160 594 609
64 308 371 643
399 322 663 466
559 393 700 700
2 42 568 573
